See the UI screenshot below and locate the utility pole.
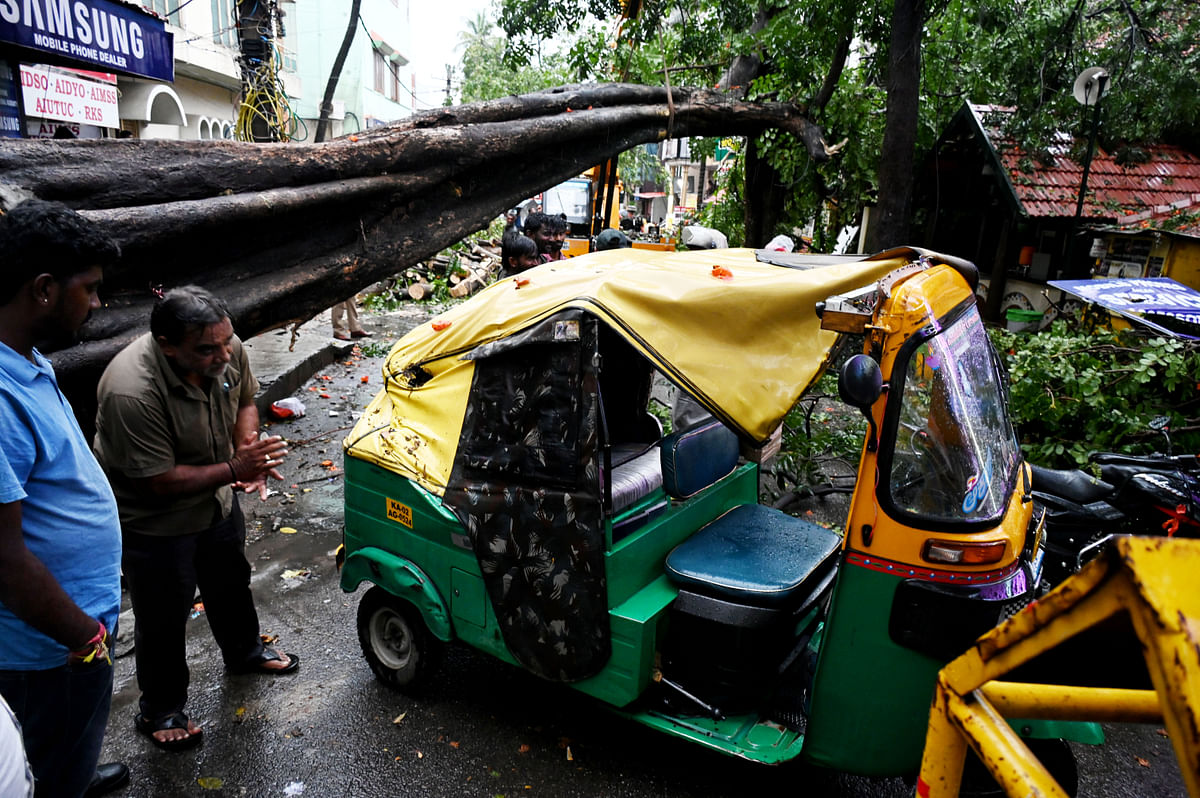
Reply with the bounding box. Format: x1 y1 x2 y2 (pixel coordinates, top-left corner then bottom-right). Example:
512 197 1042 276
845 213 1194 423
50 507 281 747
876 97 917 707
235 0 283 141
444 65 454 105
1065 68 1110 278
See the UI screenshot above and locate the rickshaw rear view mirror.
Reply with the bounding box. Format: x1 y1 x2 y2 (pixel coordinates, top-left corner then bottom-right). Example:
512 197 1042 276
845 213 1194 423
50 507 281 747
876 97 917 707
839 354 883 451
839 354 882 408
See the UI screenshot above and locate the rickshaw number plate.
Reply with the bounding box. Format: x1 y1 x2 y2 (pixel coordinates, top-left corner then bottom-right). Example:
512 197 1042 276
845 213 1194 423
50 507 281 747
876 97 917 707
386 498 414 528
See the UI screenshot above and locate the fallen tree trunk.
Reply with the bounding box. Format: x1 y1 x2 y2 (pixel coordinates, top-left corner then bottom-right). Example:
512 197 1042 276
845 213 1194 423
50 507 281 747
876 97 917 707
0 82 831 405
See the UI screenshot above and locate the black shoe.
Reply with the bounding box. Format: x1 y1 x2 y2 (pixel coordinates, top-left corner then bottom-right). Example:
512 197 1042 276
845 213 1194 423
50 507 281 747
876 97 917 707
84 762 130 797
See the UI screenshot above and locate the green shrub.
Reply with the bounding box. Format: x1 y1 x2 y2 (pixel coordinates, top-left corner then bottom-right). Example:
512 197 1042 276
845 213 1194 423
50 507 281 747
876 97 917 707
990 321 1200 468
774 371 866 491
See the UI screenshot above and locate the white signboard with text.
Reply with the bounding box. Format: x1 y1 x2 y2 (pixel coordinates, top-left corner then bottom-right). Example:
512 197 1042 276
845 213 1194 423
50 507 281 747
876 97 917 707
20 64 118 127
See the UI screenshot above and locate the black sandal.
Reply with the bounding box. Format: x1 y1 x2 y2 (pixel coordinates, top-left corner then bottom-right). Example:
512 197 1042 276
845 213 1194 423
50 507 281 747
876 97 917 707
227 648 300 675
135 711 203 751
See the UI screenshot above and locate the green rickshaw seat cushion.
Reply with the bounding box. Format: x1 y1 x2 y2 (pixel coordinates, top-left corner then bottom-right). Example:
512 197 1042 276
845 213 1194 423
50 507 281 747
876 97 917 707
665 504 842 607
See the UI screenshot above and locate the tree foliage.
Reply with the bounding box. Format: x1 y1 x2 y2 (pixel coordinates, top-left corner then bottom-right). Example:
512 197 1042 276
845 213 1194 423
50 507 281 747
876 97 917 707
485 0 1200 248
458 13 571 103
949 0 1200 158
991 320 1200 468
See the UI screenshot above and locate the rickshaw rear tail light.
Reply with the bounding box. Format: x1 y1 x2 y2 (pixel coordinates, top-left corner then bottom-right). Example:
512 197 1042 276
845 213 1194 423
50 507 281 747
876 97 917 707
922 539 1006 565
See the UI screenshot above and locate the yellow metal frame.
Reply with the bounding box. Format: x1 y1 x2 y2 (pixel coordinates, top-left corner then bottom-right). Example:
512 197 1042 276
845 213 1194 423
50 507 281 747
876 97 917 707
917 537 1200 797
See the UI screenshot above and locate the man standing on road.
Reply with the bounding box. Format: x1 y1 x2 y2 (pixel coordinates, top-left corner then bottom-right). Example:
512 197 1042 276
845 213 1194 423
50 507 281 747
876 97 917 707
0 199 129 797
93 286 298 752
330 297 370 342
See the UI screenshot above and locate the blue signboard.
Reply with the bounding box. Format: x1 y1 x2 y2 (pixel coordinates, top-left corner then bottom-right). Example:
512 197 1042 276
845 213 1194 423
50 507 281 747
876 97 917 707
0 60 20 137
0 0 173 81
1050 277 1200 340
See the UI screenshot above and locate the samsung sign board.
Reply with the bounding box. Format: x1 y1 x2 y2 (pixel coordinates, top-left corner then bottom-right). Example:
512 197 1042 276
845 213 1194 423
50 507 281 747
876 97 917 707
0 0 173 82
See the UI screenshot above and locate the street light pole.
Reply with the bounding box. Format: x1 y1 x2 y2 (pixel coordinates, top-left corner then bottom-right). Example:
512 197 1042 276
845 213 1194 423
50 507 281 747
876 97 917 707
1066 68 1110 277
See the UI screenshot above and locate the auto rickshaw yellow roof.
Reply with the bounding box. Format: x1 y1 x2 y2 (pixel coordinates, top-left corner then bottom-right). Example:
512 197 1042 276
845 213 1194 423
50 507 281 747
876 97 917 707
345 247 927 495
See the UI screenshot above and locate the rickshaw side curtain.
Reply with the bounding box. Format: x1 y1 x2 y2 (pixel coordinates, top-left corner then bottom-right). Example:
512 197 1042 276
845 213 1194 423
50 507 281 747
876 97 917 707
443 314 608 681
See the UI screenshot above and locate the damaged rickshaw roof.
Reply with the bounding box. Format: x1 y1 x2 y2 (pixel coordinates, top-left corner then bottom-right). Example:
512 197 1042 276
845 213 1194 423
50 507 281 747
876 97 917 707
344 247 930 495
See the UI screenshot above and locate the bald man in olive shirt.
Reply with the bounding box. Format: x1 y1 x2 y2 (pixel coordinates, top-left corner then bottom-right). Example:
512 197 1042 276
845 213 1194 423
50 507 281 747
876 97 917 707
93 286 298 751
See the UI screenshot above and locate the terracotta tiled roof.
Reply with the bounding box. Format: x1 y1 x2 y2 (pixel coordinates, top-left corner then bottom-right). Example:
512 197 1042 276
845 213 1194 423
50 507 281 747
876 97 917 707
968 104 1200 235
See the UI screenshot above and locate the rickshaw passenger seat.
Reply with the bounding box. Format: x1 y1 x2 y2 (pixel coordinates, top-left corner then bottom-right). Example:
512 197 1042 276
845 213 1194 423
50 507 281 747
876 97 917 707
610 444 663 514
661 420 740 498
665 504 842 608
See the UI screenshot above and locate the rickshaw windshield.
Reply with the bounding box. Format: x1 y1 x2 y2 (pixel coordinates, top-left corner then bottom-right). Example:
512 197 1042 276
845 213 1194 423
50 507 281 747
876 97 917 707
885 308 1020 525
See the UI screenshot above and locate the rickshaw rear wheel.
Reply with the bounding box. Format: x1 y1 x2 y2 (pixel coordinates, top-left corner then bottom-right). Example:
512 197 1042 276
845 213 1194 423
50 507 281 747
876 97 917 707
357 586 443 691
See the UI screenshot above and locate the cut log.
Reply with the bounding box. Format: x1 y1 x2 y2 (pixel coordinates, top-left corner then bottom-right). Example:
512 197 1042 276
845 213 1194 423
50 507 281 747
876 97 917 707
407 281 435 301
0 82 832 410
449 269 491 298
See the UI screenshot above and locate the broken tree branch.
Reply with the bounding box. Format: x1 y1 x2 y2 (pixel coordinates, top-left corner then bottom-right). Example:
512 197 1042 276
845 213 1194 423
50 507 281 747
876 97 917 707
0 82 832 406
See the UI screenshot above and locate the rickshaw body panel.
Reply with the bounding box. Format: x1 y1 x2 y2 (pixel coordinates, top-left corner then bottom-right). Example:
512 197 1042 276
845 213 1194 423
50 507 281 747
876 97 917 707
847 262 1031 574
343 451 763 709
801 560 943 774
799 260 1055 775
340 456 518 664
616 707 806 765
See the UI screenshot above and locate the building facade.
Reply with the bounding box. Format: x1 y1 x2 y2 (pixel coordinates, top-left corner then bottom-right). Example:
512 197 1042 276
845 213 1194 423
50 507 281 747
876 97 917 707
3 0 302 141
290 0 412 141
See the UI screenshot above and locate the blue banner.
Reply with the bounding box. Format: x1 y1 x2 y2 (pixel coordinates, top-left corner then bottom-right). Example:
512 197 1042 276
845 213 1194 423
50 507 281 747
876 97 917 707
0 61 20 137
1050 277 1200 340
0 0 173 82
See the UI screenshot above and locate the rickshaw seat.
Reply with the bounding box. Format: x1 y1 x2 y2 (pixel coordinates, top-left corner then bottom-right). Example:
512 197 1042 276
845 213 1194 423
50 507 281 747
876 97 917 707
610 444 663 513
661 420 740 498
665 504 842 608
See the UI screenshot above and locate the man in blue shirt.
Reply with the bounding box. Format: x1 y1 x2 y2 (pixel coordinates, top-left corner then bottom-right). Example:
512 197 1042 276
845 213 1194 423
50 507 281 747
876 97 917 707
0 200 128 798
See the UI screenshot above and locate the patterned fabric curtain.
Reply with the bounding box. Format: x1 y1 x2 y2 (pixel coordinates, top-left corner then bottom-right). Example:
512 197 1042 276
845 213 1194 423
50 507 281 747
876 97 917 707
443 312 608 681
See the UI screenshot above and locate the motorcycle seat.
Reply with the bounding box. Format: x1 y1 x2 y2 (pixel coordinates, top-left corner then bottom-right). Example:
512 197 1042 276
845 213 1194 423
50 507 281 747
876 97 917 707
1090 452 1187 470
1030 464 1113 504
665 503 842 608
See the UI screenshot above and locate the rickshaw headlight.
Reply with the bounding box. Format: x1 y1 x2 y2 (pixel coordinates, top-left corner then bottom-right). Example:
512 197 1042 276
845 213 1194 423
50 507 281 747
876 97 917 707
922 539 1007 566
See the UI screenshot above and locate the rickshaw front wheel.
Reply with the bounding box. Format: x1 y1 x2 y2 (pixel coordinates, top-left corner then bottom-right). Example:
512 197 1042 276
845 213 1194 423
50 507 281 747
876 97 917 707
357 586 443 690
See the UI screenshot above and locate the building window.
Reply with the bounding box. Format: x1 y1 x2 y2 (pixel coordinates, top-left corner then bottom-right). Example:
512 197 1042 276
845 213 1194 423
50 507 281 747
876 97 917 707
687 175 695 195
389 65 400 101
147 0 181 25
374 50 386 94
210 0 236 47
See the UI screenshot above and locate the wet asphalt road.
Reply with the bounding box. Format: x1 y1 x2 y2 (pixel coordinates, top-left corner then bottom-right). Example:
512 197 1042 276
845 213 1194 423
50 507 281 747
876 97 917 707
94 305 1187 798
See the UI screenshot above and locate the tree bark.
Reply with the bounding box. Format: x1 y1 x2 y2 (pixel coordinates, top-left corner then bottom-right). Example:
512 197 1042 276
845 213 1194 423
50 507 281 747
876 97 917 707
863 0 925 253
743 136 785 247
0 83 831 397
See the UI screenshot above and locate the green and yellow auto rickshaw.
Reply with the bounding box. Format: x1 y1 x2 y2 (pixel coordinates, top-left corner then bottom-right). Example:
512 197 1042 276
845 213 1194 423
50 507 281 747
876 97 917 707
338 246 1095 779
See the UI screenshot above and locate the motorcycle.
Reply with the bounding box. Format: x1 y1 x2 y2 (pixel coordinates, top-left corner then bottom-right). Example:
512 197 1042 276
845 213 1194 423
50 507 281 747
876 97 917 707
336 246 1097 782
1031 416 1200 585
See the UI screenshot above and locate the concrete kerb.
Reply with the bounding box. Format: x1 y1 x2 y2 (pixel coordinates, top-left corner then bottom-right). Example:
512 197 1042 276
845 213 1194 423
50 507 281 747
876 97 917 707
244 309 356 415
244 301 442 417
